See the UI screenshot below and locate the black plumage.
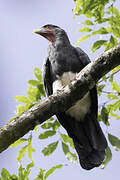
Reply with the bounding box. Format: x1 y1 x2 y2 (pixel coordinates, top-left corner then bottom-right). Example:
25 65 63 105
34 24 107 170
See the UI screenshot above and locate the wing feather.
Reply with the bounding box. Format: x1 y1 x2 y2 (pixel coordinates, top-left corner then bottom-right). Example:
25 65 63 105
42 58 53 96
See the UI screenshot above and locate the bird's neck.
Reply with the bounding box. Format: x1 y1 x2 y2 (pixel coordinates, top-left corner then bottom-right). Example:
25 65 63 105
51 34 71 48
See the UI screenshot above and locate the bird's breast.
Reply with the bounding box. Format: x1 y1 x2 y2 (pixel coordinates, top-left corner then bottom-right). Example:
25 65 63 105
52 71 91 121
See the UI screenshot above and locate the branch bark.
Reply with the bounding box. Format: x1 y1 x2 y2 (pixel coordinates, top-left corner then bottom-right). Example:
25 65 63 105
0 44 120 153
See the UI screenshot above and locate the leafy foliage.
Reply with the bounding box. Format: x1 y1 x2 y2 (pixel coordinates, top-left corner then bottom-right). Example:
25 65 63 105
74 0 120 168
0 162 64 180
0 162 34 180
14 135 35 163
74 0 120 52
34 164 64 180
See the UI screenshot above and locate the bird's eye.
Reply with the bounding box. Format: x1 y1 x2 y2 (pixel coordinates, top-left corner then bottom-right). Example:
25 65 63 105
44 26 53 31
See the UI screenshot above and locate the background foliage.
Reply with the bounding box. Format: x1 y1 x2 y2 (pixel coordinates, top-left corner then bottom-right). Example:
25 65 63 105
1 0 120 179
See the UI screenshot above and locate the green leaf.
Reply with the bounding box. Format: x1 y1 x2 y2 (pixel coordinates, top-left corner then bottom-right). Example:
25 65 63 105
111 81 120 93
37 84 45 97
97 84 105 96
107 94 118 100
28 80 40 87
60 133 74 149
9 116 17 122
112 27 120 38
62 142 77 162
39 130 56 139
52 120 61 131
17 145 28 163
10 174 18 179
18 165 25 179
44 164 64 180
14 96 31 104
109 74 113 82
108 16 120 38
10 138 27 148
27 143 35 162
34 67 42 82
92 27 110 35
26 161 34 170
34 168 45 180
18 162 34 180
109 35 118 45
93 4 105 23
42 141 59 156
101 106 110 126
110 113 120 120
91 40 107 52
26 135 35 162
34 125 38 132
107 6 120 16
98 112 102 122
76 35 90 46
101 146 112 169
52 120 60 131
41 122 53 129
78 27 92 32
27 85 40 102
102 75 107 82
105 35 118 51
107 100 120 113
1 168 11 180
112 65 120 73
41 120 60 131
83 20 94 25
99 18 110 23
16 104 29 116
108 133 120 151
23 162 34 179
48 117 54 121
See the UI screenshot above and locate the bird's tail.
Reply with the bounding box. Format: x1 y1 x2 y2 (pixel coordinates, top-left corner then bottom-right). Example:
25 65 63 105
72 114 108 170
57 112 107 170
73 139 105 170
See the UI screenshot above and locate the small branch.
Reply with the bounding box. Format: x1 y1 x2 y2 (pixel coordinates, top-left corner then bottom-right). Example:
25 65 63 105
0 44 120 153
102 91 117 94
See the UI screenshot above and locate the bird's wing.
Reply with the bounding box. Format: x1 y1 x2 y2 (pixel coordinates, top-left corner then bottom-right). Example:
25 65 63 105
75 47 90 66
75 47 98 115
42 57 53 96
75 47 107 149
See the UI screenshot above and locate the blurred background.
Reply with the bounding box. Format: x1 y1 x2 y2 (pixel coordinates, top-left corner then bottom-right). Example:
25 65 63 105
0 0 120 179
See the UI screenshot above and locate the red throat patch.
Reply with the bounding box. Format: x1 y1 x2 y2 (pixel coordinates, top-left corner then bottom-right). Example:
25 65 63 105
43 26 55 42
44 33 55 42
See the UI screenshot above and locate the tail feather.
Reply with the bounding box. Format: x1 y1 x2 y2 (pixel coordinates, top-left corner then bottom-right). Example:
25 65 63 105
57 112 107 170
72 115 107 170
83 114 107 150
73 139 105 170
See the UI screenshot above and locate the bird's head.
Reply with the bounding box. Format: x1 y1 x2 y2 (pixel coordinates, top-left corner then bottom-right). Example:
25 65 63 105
34 24 70 44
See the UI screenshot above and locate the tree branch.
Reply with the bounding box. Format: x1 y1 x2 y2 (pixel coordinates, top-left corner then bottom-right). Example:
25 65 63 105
0 44 120 153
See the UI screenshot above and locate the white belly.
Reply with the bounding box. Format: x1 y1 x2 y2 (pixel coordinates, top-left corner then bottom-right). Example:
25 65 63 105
52 72 91 121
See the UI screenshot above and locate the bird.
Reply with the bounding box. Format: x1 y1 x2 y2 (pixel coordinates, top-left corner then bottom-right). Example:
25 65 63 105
34 24 108 170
